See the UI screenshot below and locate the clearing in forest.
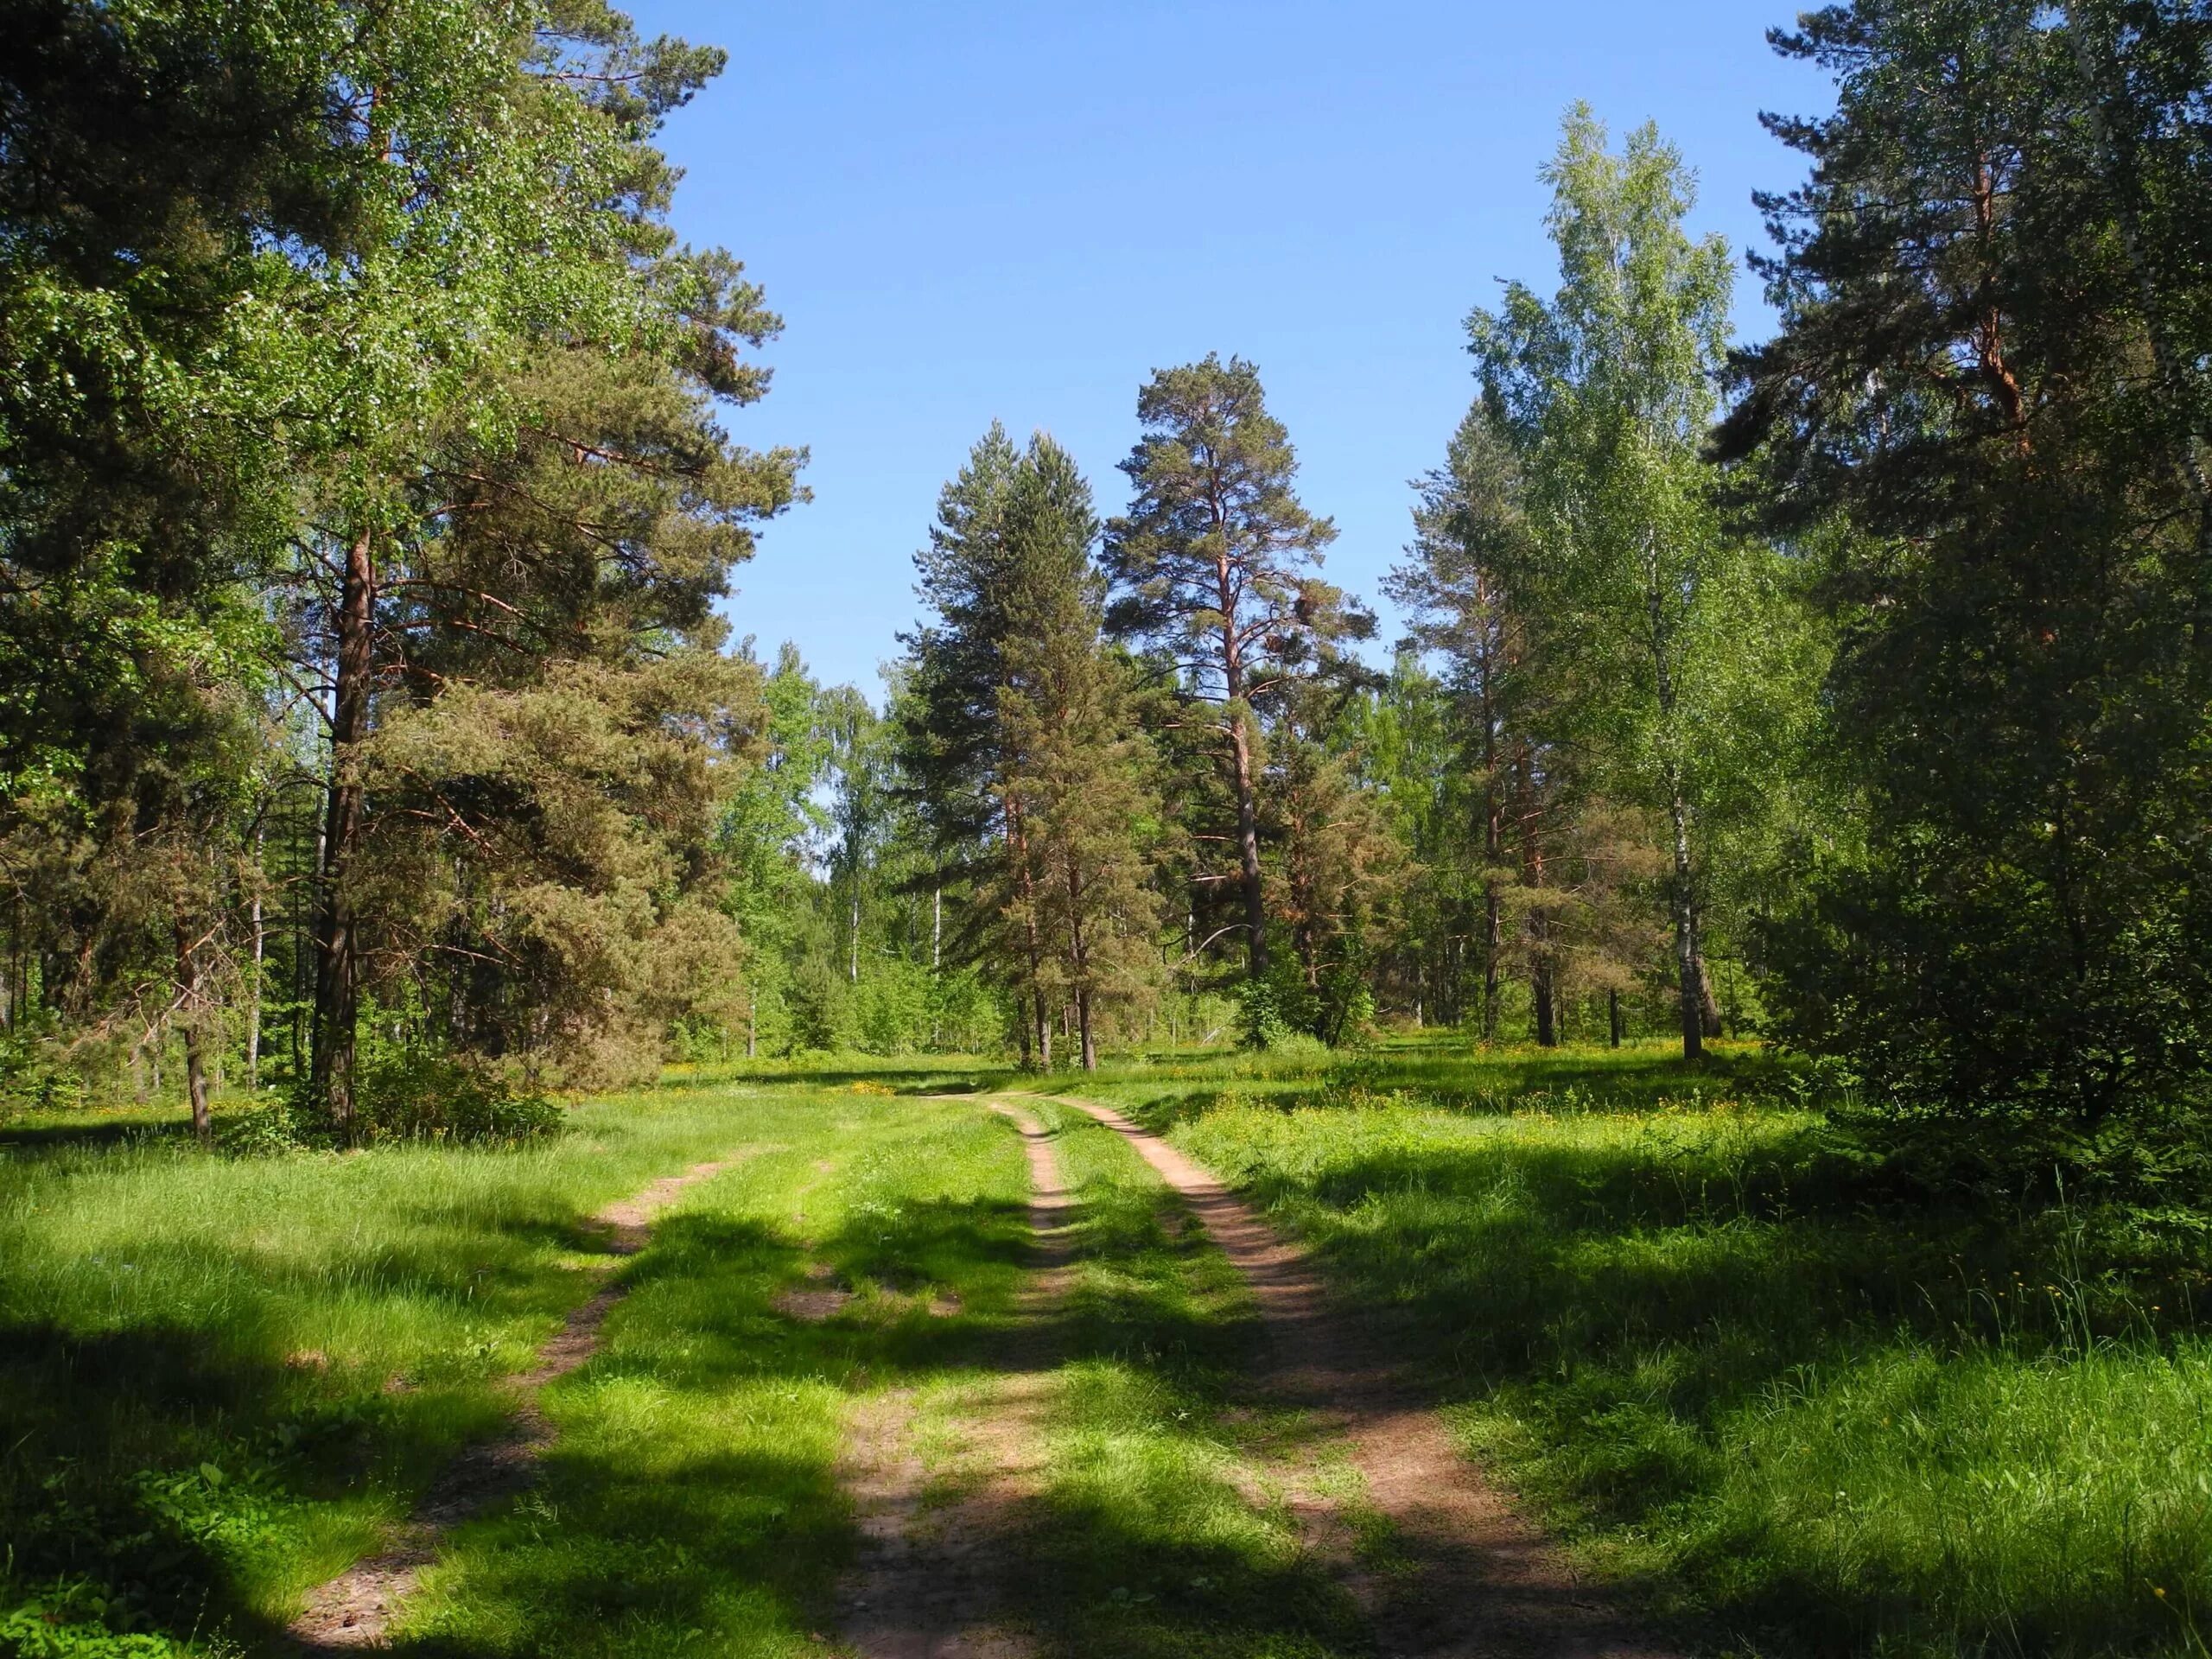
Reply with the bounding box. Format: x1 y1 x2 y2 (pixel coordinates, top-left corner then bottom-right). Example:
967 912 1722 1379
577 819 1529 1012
3 1043 2209 1658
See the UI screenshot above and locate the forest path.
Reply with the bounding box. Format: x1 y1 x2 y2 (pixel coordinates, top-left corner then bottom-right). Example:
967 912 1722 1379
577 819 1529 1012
1044 1093 1674 1659
835 1101 1076 1659
282 1150 764 1653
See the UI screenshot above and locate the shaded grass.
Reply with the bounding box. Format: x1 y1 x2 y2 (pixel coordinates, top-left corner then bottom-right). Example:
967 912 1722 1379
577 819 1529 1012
1055 1038 2212 1658
391 1103 1035 1656
0 1083 1027 1656
989 1099 1367 1659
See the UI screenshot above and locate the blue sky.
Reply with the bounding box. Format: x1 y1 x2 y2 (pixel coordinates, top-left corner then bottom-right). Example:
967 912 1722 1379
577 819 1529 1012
626 1 1834 696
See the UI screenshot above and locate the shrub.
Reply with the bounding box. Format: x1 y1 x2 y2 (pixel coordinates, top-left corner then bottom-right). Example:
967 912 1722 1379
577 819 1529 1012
354 1051 563 1144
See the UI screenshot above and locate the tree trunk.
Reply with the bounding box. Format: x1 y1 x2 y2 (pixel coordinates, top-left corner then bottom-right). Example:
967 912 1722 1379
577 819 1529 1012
313 526 374 1137
1229 712 1267 977
1481 884 1503 1041
245 825 264 1091
1608 988 1624 1049
173 907 210 1142
1077 988 1096 1071
1667 785 1704 1062
1008 796 1049 1070
1694 950 1723 1039
1533 960 1556 1047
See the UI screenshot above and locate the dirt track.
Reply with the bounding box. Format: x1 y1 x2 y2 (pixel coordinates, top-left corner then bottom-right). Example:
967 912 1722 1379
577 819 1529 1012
835 1102 1073 1659
1046 1094 1672 1659
283 1152 757 1652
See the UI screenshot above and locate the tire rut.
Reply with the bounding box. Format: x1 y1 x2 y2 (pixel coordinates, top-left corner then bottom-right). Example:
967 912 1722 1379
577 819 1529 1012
282 1149 763 1653
1047 1094 1675 1659
835 1102 1075 1659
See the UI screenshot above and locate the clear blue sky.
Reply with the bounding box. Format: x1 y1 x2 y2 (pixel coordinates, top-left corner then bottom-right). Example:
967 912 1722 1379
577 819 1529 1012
627 1 1834 696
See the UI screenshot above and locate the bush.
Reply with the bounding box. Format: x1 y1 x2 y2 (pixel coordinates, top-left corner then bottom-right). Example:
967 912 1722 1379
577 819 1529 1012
214 1052 561 1154
354 1051 562 1144
213 1098 308 1157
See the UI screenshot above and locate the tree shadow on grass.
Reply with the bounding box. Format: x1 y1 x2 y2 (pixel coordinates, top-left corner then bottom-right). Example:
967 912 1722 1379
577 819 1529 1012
0 1113 192 1154
348 1198 1050 1656
652 1062 1014 1096
1183 1120 2204 1657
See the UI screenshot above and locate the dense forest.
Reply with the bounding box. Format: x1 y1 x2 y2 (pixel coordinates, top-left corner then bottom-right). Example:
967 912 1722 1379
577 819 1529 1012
6 0 2212 1215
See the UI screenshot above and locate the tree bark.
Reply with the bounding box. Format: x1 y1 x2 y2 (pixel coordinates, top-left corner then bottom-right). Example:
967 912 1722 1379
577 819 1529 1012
1608 987 1624 1049
1667 785 1704 1062
173 906 210 1142
245 824 264 1092
312 526 375 1136
1694 949 1723 1039
1228 709 1267 978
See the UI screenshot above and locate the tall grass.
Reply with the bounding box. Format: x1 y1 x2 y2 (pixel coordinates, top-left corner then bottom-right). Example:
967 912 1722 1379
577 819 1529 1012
1060 1039 2212 1658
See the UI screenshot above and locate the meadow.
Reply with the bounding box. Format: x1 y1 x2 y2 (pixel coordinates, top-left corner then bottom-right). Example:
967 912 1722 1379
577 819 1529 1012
1052 1040 2212 1657
2 1041 2206 1657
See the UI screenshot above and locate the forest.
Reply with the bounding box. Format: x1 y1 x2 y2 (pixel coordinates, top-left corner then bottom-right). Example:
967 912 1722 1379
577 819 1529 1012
3 2 2210 1657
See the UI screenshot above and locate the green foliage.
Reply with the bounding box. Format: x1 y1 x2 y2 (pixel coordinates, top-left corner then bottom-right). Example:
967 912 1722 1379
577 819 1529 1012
351 1052 563 1147
1468 107 1819 1059
1723 1 2212 1186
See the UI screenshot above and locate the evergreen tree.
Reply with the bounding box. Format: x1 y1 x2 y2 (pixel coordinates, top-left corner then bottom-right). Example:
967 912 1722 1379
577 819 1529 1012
995 438 1163 1070
1389 405 1542 1039
1103 355 1361 985
1719 0 2212 1173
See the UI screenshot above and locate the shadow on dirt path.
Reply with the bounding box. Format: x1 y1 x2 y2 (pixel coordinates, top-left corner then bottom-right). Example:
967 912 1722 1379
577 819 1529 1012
282 1150 765 1653
836 1102 1076 1659
1047 1094 1676 1659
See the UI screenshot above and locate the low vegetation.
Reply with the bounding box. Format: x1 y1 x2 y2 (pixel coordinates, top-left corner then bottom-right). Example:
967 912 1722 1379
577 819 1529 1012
7 1042 2203 1656
1054 1041 2212 1657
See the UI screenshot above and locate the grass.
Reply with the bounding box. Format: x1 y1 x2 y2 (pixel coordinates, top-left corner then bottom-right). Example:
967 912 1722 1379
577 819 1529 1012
988 1096 1368 1658
0 1080 1038 1656
7 1038 2209 1657
391 1093 1037 1656
1049 1036 2212 1658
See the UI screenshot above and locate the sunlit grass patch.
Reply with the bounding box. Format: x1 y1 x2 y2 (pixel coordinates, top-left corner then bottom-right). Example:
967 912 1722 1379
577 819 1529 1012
1070 1043 2212 1658
992 1099 1366 1659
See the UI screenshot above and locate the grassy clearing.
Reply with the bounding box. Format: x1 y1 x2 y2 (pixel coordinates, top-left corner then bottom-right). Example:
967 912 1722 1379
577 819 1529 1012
12 1041 2209 1658
0 1081 1034 1656
1053 1038 2212 1659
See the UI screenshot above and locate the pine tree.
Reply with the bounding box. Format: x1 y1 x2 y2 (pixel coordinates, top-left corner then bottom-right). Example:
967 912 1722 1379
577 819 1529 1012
996 439 1163 1070
1719 0 2212 1163
1103 355 1357 985
1389 404 1542 1039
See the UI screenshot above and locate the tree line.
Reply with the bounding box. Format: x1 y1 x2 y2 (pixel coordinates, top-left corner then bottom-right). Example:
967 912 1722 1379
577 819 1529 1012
6 0 2211 1197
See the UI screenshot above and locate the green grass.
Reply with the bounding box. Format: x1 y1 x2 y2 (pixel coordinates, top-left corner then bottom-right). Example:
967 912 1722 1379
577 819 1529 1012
1049 1037 2212 1659
988 1097 1367 1658
0 1078 1036 1656
392 1093 1036 1656
10 1039 2210 1658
